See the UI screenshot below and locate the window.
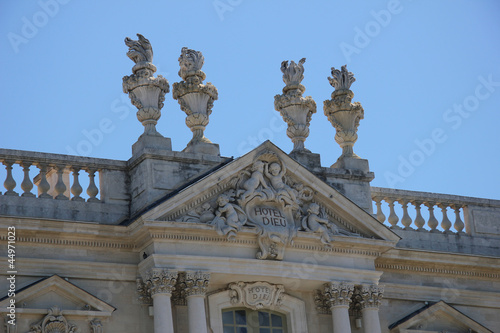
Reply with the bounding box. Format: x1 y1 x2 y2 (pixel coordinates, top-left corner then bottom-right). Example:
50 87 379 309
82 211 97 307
222 308 287 333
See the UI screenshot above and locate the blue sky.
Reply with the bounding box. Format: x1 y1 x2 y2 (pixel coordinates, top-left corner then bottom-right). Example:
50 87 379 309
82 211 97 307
1 0 499 200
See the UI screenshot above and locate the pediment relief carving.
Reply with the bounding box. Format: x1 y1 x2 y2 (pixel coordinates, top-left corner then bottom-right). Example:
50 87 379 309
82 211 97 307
27 306 77 333
161 151 362 260
389 301 493 333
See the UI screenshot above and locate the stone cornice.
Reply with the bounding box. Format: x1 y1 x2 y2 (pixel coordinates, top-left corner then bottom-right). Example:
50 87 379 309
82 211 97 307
135 221 392 258
382 283 500 309
376 248 500 280
10 258 138 281
138 254 382 290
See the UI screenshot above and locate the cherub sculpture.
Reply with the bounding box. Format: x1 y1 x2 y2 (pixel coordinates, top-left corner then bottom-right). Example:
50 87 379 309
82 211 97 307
237 160 270 203
124 34 153 64
211 193 247 239
264 162 297 206
301 203 338 245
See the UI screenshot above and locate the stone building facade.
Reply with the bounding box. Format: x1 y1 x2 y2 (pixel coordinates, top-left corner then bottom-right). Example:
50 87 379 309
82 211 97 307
1 35 499 333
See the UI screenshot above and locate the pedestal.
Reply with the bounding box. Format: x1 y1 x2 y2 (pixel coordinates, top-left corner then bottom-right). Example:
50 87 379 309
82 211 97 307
132 134 172 156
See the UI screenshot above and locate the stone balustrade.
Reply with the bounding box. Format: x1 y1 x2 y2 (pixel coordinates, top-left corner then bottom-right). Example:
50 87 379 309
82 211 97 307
0 148 129 224
371 187 500 238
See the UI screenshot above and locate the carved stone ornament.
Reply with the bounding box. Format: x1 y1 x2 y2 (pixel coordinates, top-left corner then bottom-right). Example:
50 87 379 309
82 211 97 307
359 284 384 309
122 34 169 137
314 289 331 315
274 58 317 152
323 281 354 308
183 271 210 297
175 151 359 260
89 319 103 333
172 47 218 146
323 65 364 160
229 282 285 310
136 278 153 305
28 306 77 333
144 269 178 296
4 316 16 333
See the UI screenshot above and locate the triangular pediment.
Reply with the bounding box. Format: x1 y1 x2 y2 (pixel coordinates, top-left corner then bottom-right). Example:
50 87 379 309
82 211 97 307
141 141 399 249
0 275 115 315
389 301 493 333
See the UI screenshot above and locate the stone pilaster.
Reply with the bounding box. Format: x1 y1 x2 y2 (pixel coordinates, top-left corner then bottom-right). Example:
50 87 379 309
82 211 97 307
359 284 384 333
183 271 210 333
144 269 178 333
324 282 354 333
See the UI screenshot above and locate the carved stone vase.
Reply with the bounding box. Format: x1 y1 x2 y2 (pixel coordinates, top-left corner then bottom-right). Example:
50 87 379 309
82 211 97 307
323 65 364 160
122 34 169 137
173 47 218 150
274 58 316 152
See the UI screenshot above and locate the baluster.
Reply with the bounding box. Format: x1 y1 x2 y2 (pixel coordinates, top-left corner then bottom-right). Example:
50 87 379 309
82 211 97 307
70 167 84 201
411 201 425 230
386 198 400 229
399 199 413 230
20 162 35 197
3 160 18 196
37 163 52 199
373 197 386 223
86 168 99 202
438 203 452 233
425 202 439 232
54 165 68 200
451 204 465 234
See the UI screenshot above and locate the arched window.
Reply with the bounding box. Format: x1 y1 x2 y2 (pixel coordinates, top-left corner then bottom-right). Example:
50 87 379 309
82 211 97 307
222 308 287 333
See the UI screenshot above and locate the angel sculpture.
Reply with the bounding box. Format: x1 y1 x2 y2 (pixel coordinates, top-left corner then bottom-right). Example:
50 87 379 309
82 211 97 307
301 203 338 245
264 162 298 206
211 194 247 239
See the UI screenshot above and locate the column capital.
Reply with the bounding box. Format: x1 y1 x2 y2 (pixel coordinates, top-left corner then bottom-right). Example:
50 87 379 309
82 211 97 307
360 284 384 309
144 268 178 296
323 281 354 308
183 271 211 297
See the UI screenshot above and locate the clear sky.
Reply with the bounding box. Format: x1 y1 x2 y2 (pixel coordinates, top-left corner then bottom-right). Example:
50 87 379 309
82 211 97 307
1 1 499 200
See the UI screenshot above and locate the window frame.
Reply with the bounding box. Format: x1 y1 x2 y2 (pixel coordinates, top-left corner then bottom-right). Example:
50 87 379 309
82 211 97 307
222 307 287 333
208 289 308 333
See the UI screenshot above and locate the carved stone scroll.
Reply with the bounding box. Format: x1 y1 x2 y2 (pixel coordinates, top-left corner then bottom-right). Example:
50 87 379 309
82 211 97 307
229 281 284 310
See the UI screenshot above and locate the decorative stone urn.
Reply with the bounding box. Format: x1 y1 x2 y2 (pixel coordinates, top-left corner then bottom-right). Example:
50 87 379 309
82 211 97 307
173 47 218 153
122 34 169 137
323 65 364 161
274 58 316 152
